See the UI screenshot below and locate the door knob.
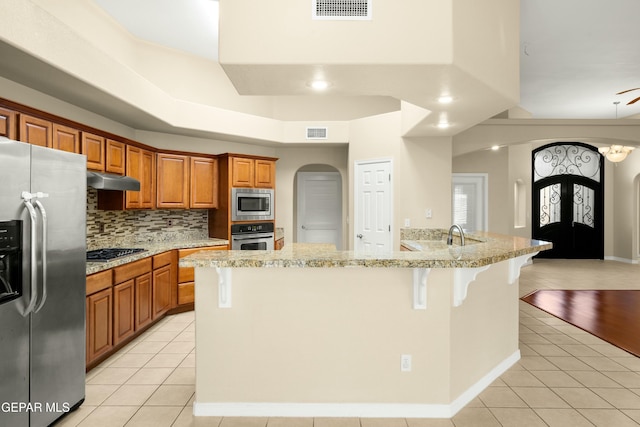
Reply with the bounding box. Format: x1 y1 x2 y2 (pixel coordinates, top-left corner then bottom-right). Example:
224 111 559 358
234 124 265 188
357 234 363 239
301 225 306 229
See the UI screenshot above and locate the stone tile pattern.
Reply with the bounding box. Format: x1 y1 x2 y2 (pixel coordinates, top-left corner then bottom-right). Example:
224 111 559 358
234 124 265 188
87 188 209 247
86 188 228 275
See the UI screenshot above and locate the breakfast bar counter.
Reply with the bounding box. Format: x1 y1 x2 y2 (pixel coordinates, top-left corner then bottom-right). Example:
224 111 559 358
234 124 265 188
181 230 551 419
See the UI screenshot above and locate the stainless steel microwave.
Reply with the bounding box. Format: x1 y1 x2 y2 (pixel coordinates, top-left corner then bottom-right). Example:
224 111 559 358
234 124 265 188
231 188 274 221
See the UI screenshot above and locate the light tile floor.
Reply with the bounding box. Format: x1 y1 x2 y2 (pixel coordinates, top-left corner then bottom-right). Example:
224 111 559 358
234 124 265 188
57 259 640 427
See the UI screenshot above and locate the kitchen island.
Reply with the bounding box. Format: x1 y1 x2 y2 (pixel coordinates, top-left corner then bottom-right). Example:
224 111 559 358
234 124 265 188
181 230 551 419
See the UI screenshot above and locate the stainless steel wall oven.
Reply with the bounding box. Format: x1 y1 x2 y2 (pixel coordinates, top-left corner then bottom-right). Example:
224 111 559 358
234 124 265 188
231 222 275 250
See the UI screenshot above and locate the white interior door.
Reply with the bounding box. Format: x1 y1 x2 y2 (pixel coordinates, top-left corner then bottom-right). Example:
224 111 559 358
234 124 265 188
451 173 488 232
297 172 342 249
354 159 392 252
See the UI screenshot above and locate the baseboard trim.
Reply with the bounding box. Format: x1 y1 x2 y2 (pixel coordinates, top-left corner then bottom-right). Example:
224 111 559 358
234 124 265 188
193 350 521 419
605 256 638 264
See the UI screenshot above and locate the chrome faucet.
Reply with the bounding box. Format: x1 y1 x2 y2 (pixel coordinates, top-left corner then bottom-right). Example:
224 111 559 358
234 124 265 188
447 224 465 246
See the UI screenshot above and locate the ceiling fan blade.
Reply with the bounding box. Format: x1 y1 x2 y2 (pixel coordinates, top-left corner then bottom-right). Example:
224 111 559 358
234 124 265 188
617 88 640 95
627 96 640 105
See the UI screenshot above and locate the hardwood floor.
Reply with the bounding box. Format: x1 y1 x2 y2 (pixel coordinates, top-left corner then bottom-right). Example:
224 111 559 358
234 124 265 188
522 289 640 357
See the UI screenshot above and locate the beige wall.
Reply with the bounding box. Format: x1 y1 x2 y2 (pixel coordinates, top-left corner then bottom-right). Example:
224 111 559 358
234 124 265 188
194 262 519 411
274 146 349 248
453 148 509 234
348 112 453 249
454 122 634 260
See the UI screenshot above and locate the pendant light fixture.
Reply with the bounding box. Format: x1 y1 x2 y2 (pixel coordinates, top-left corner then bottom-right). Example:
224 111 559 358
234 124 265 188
598 145 635 162
598 101 636 162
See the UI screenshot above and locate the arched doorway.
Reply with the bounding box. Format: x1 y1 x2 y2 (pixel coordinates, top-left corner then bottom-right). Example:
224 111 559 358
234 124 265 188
532 143 604 259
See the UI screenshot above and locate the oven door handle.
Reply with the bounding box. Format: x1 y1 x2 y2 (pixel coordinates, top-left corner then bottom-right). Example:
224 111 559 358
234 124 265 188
231 233 274 241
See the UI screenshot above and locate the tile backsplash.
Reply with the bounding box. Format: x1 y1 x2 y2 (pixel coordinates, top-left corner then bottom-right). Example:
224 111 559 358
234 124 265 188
87 188 209 248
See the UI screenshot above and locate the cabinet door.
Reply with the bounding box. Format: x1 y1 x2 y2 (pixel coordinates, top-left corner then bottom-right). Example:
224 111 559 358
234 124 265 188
82 132 105 171
106 139 126 175
231 157 254 187
157 153 189 208
152 265 172 319
52 124 80 154
0 107 16 140
255 159 275 188
140 149 155 208
86 288 113 364
177 282 195 306
18 114 52 147
190 156 218 208
113 280 135 345
126 146 142 208
136 273 153 330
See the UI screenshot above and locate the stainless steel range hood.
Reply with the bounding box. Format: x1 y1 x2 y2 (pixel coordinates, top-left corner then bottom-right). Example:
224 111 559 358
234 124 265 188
86 171 140 191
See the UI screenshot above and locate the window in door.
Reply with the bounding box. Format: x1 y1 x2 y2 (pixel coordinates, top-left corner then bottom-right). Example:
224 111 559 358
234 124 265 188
452 174 488 232
532 143 604 259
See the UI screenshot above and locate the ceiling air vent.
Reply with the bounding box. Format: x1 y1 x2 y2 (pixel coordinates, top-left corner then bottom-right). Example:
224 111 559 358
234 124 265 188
312 0 372 20
306 127 328 140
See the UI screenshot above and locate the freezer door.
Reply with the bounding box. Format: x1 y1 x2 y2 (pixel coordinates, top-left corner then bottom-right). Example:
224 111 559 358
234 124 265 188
29 145 87 426
0 140 31 427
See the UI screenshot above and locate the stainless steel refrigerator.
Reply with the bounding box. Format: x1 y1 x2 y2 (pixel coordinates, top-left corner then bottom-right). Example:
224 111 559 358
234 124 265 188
0 138 86 426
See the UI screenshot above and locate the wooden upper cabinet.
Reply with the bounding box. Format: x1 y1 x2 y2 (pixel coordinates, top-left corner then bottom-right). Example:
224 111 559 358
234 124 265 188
0 107 16 140
190 156 218 209
52 124 80 154
18 114 52 147
255 159 276 188
157 153 189 209
140 150 155 208
105 139 126 175
126 146 155 209
82 132 105 171
231 157 255 187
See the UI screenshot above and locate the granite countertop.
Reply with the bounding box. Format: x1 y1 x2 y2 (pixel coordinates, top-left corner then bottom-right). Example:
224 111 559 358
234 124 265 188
86 238 228 275
179 229 552 269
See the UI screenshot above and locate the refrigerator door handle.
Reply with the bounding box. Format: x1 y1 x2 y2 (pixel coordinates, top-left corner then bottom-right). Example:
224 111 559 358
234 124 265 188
21 192 39 316
34 199 48 313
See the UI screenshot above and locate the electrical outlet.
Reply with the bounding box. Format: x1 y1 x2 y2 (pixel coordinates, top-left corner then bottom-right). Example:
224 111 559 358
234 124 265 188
401 354 412 372
404 218 411 227
425 208 433 219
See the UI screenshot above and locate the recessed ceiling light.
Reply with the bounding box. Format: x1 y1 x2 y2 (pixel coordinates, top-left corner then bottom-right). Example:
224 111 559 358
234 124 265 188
437 121 450 129
491 145 500 151
309 80 330 91
438 96 453 104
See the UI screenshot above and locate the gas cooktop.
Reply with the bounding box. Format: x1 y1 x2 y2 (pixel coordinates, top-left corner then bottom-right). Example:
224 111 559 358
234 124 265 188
86 248 146 262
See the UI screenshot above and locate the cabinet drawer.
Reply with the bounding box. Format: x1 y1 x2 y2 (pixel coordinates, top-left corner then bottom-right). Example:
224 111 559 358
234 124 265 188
178 246 227 283
113 258 152 284
86 270 112 295
153 251 173 269
178 282 194 305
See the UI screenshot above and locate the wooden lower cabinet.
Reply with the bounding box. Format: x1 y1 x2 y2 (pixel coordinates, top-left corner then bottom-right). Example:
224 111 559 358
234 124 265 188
177 246 228 308
86 288 113 365
113 280 135 345
135 272 153 330
153 264 173 318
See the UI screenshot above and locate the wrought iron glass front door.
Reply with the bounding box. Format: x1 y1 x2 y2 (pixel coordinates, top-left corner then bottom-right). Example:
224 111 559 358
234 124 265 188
532 143 604 259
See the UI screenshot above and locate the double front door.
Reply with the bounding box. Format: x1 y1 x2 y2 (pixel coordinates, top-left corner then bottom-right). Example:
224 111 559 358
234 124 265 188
532 143 604 259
